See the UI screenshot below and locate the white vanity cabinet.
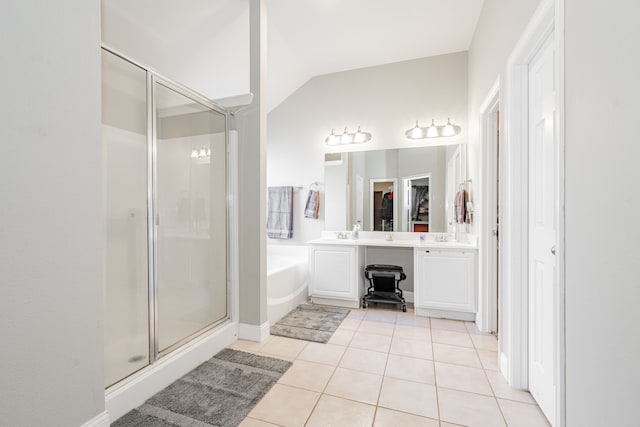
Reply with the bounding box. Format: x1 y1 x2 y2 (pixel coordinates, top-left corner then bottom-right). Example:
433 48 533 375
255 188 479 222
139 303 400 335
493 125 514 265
308 243 365 308
414 248 477 321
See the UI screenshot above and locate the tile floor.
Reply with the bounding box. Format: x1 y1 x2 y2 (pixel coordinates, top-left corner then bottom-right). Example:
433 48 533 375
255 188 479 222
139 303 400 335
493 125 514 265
230 307 550 427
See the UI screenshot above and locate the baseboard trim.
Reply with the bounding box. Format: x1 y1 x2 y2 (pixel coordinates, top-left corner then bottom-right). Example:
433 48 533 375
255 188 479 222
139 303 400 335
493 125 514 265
106 321 237 423
238 321 270 342
404 291 414 303
80 411 110 427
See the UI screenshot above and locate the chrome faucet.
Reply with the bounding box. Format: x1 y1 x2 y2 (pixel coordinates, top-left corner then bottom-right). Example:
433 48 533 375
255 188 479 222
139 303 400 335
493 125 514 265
336 232 348 239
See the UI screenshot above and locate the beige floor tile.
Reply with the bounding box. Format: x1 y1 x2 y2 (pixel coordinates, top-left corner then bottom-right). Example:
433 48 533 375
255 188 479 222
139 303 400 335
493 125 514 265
339 318 362 331
238 417 280 427
440 423 467 427
438 387 506 427
347 310 367 320
477 349 500 371
498 399 551 427
431 329 474 348
350 331 392 353
394 324 430 340
385 353 435 384
325 367 383 405
306 394 376 427
396 314 430 327
470 333 498 351
465 321 492 335
431 318 469 332
248 384 319 427
373 407 439 427
328 328 355 346
277 359 335 392
297 342 346 366
258 336 307 359
433 343 482 368
390 336 433 359
228 338 269 353
358 319 396 336
435 362 493 396
485 370 536 404
339 347 389 375
363 310 399 324
378 377 439 419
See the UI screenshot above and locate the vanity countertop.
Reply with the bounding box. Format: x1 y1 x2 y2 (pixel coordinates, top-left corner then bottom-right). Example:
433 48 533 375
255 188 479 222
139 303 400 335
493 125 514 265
307 237 477 250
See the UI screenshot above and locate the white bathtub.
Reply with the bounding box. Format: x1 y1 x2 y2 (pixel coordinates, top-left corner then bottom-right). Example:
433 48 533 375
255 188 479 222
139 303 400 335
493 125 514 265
267 245 309 325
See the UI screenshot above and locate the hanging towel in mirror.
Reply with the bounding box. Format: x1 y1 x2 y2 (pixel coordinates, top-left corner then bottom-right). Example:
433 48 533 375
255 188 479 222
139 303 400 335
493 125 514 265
454 189 470 224
304 190 320 219
267 186 294 239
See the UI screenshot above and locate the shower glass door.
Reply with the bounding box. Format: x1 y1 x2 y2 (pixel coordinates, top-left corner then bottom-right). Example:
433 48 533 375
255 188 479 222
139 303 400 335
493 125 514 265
102 47 229 388
154 81 228 353
102 50 150 387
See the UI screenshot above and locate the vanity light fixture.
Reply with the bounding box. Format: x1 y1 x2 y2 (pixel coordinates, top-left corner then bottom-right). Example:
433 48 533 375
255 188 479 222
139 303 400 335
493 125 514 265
325 126 372 146
190 147 211 159
405 117 461 140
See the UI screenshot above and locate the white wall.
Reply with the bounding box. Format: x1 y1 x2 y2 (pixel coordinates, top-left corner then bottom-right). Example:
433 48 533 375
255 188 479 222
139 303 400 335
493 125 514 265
467 0 543 232
268 52 468 244
101 0 250 100
0 2 105 426
564 1 640 425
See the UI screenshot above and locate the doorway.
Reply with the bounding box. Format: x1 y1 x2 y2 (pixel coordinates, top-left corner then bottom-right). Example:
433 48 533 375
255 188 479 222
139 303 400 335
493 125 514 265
480 81 501 335
501 0 565 425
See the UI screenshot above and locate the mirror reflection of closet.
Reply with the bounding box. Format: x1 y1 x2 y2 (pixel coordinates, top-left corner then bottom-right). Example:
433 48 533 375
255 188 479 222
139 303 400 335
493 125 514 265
370 178 397 231
405 174 430 232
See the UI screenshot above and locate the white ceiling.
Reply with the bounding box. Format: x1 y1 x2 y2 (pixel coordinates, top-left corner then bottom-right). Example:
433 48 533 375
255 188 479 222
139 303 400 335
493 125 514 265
267 0 484 110
102 0 484 112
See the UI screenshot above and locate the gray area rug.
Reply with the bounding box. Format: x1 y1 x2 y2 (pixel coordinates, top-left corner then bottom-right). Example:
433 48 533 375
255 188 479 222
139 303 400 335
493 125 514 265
270 303 350 343
112 348 291 427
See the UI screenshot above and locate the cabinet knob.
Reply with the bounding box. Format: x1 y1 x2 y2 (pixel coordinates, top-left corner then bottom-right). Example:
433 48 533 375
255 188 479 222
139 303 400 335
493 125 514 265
425 250 430 253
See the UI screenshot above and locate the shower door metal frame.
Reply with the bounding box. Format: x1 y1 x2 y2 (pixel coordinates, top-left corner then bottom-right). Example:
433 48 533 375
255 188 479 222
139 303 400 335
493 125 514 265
102 44 232 374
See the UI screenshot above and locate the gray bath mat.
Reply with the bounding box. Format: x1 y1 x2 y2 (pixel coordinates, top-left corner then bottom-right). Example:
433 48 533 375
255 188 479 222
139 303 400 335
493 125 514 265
112 348 291 427
270 303 350 343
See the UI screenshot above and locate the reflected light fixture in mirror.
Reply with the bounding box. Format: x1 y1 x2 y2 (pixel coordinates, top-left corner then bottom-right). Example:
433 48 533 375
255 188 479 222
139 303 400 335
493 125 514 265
405 117 461 140
325 126 372 146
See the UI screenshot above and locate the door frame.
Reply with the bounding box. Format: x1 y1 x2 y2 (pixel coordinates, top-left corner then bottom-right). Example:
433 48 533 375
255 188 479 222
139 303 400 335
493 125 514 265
478 78 500 334
501 0 565 425
402 173 431 232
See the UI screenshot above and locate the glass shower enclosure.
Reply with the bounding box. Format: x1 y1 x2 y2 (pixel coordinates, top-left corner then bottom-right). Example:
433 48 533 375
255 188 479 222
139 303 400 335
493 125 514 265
102 47 229 388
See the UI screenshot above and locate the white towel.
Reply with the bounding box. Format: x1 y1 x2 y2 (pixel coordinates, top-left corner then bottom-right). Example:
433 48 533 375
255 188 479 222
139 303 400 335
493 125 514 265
267 186 294 239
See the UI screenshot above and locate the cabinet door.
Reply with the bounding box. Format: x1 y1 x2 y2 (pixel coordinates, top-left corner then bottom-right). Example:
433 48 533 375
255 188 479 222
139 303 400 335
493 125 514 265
309 245 356 300
415 250 476 312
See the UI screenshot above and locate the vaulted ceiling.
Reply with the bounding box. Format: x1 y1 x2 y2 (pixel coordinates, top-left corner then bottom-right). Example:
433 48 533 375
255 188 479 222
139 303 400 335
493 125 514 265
102 0 484 111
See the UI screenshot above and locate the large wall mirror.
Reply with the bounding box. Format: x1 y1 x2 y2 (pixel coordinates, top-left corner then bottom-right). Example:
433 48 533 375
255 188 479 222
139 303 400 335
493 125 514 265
324 144 466 233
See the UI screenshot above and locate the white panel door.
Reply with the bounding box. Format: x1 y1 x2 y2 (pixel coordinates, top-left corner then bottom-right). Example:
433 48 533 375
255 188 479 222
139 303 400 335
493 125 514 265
528 35 557 426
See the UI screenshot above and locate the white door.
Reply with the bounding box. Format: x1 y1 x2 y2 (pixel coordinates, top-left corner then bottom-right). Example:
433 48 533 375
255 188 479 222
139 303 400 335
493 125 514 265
528 35 557 425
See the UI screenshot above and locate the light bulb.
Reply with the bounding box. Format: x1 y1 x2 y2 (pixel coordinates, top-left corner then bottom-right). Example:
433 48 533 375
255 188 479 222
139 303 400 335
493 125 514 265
340 127 352 144
410 121 423 139
442 118 455 137
191 149 198 158
325 129 338 146
354 126 366 143
206 148 211 156
426 119 439 138
199 148 207 157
